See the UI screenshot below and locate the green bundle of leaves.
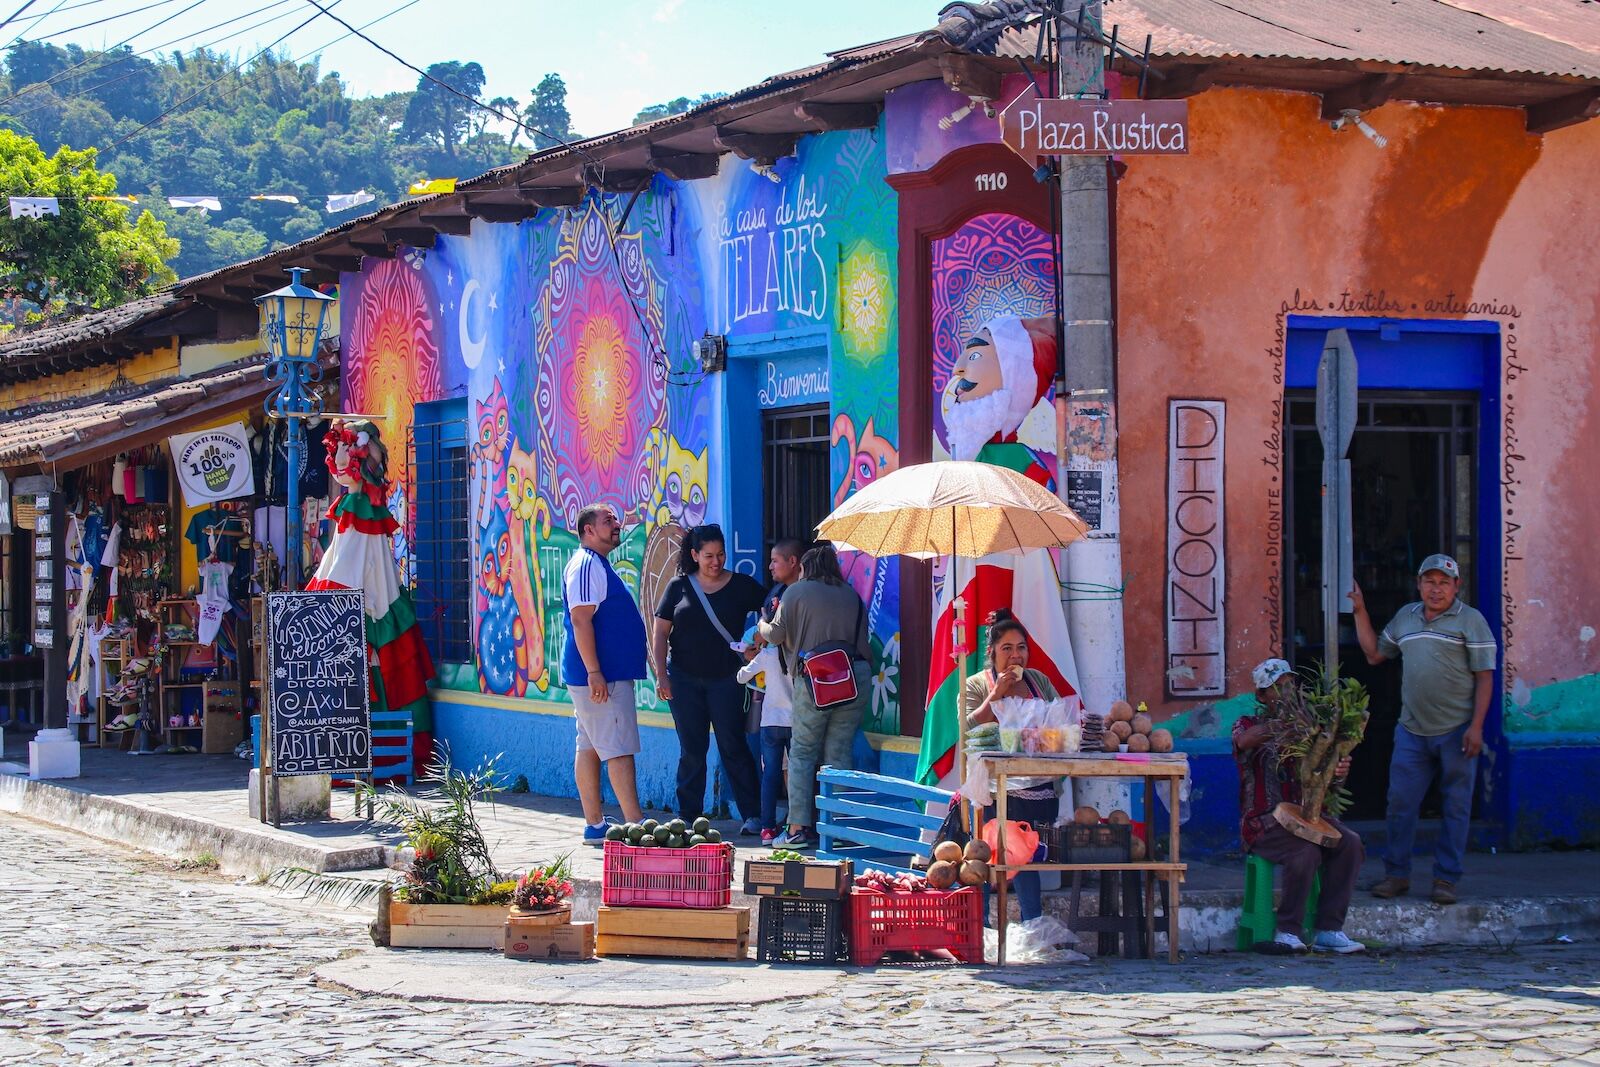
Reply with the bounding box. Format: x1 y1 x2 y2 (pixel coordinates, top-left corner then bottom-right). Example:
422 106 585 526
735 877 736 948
1268 665 1371 824
361 752 507 905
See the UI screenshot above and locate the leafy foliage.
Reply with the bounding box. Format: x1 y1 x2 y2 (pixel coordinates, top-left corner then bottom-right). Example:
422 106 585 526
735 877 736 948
633 91 726 126
525 73 576 150
0 43 574 276
361 750 507 905
0 128 176 313
1266 665 1371 824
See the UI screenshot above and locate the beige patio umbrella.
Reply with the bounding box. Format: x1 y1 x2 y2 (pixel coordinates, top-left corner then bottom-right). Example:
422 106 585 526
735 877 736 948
818 460 1089 558
816 460 1089 806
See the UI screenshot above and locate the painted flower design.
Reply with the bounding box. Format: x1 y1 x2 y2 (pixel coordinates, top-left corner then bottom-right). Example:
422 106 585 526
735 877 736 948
871 632 901 720
838 240 891 360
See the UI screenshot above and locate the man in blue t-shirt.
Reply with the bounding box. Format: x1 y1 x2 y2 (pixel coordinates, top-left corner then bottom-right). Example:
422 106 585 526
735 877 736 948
563 504 648 843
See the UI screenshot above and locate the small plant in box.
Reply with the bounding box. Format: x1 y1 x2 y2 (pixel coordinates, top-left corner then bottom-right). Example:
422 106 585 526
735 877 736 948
513 854 575 912
1267 665 1370 844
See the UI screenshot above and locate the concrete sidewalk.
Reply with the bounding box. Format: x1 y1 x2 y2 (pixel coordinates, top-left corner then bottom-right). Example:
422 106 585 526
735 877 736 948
3 741 1596 953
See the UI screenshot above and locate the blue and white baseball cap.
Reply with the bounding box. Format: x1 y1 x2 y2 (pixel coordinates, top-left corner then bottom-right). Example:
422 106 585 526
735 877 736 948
1417 554 1460 579
1252 658 1293 691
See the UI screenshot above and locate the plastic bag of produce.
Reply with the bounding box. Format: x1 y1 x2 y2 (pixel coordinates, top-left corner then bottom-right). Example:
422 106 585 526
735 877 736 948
984 916 1087 964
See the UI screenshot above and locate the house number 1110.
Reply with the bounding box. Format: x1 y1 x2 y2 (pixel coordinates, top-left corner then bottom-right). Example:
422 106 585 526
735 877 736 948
974 172 1009 191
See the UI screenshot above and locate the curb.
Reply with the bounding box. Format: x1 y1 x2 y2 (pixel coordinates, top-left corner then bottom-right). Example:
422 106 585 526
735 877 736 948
0 771 393 877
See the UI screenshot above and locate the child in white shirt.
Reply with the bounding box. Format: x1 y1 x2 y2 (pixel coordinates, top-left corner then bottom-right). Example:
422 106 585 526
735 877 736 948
738 639 793 844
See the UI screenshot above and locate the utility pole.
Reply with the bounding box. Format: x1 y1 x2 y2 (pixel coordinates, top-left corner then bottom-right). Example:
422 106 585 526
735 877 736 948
1055 0 1128 717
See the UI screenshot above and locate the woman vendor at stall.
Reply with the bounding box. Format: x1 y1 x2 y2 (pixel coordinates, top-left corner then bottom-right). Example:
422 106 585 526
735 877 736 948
964 608 1055 922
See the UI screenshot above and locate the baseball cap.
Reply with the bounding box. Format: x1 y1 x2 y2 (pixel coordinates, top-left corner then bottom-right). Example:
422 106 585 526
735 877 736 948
1252 658 1293 691
1417 554 1460 579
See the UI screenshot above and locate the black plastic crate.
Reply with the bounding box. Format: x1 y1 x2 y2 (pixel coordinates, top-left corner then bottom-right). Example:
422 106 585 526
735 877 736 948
756 895 849 964
1061 822 1132 864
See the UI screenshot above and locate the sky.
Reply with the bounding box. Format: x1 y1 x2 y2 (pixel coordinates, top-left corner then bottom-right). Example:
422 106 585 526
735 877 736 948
2 0 941 136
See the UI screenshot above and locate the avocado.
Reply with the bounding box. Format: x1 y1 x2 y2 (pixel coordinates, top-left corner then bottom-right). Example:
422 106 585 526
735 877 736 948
641 819 659 834
692 817 712 836
705 828 722 843
653 826 672 844
604 825 626 842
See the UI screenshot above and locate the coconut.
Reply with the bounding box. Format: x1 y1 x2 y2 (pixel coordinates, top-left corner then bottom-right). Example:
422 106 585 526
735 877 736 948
926 860 960 890
1109 720 1133 741
963 839 993 863
1102 732 1121 752
1149 729 1174 753
1130 712 1153 735
933 840 964 864
1126 732 1150 753
1108 699 1135 722
1130 836 1148 861
1106 809 1131 826
1074 805 1101 825
958 859 991 886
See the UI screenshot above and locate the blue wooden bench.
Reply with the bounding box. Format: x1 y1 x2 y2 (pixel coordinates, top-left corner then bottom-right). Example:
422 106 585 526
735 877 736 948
815 766 954 877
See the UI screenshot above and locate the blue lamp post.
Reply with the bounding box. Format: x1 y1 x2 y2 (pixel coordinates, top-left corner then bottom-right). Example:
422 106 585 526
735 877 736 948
258 268 334 588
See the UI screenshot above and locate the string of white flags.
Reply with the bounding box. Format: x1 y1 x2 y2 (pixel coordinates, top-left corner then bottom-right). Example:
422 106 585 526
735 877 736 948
5 179 461 221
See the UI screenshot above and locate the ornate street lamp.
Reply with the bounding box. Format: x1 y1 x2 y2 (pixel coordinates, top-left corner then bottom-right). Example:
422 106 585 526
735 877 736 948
258 267 334 587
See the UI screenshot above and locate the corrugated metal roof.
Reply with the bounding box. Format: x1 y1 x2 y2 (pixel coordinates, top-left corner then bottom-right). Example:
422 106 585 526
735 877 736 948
1070 0 1600 79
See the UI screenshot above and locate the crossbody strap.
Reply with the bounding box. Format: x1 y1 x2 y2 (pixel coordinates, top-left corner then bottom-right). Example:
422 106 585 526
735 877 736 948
687 575 737 646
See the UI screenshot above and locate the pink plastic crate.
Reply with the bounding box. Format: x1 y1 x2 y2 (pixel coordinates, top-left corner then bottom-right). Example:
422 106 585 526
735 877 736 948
601 840 735 909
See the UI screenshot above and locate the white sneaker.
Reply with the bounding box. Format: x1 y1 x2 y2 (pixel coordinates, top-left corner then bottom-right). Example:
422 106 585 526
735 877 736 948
1272 931 1309 952
1313 930 1366 954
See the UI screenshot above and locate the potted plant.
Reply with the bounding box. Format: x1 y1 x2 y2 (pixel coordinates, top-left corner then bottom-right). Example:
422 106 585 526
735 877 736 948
507 854 576 928
1268 665 1371 845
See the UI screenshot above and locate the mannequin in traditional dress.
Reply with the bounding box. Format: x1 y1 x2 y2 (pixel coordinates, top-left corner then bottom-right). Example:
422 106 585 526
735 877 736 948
306 420 436 768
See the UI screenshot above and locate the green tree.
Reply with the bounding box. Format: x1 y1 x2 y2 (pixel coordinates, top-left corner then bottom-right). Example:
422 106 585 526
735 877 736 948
0 129 177 312
401 60 485 162
633 91 724 125
525 73 575 150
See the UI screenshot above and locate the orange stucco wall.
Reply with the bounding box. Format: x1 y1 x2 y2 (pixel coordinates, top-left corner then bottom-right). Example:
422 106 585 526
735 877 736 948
1115 88 1600 728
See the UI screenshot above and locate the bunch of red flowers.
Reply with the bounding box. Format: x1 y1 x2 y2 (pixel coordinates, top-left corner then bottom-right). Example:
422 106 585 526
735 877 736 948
512 866 573 911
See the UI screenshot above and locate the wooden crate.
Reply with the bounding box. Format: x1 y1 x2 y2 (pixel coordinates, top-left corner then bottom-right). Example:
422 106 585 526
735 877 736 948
389 902 508 950
596 905 750 961
504 921 595 960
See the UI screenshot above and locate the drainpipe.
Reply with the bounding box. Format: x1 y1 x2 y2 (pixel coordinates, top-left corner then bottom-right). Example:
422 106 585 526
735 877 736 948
1055 0 1127 722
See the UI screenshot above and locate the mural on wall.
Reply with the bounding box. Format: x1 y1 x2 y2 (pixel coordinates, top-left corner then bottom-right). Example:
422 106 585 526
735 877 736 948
341 255 450 581
342 125 903 731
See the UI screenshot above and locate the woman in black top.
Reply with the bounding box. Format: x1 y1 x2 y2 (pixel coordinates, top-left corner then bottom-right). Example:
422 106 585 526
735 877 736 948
652 524 765 832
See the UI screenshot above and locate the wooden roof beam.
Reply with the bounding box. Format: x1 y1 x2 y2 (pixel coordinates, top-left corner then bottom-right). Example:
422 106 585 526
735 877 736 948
712 126 800 164
516 182 585 207
381 226 438 249
647 147 722 181
1320 72 1404 119
461 195 540 223
1526 87 1600 135
582 164 654 192
416 204 475 236
938 53 1002 100
1147 62 1217 99
794 101 882 131
312 252 365 273
347 237 395 258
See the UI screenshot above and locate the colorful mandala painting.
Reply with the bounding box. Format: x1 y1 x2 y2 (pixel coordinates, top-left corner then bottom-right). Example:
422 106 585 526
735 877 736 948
838 238 892 362
343 255 443 559
532 201 668 527
929 212 1056 455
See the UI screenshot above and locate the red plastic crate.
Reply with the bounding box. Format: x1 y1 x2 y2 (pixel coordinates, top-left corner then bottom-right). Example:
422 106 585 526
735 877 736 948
848 886 984 966
601 840 734 909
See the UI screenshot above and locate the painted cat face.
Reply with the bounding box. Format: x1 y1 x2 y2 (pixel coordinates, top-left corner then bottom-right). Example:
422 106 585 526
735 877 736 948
479 508 511 597
475 379 510 468
663 438 708 528
506 440 540 523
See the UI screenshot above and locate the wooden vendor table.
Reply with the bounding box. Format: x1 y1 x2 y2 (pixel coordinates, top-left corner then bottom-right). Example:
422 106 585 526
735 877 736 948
977 752 1189 965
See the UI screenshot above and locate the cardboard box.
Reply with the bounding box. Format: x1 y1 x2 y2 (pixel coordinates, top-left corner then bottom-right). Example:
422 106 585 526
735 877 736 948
743 858 852 899
503 921 595 960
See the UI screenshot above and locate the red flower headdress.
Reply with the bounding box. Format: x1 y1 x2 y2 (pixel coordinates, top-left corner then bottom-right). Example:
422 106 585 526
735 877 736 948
324 419 388 506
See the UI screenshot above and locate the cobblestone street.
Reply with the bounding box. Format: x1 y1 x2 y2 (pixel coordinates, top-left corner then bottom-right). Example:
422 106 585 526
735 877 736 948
5 812 1599 1066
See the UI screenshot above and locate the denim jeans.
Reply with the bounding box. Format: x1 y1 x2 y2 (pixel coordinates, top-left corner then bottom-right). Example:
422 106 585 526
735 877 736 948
786 664 868 828
1385 721 1477 884
667 670 761 822
759 725 792 830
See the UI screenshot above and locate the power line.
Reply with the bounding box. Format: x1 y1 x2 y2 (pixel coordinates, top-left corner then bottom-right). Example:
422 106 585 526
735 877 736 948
0 0 208 110
33 0 190 43
288 0 419 66
0 1 42 35
105 0 339 150
0 0 304 116
1 0 64 52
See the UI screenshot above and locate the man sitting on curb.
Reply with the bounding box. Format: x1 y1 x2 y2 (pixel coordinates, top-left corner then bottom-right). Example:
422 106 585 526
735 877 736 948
1350 553 1496 906
1234 659 1366 954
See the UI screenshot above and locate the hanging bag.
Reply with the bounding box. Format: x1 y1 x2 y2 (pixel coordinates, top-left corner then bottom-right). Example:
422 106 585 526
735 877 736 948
798 597 865 709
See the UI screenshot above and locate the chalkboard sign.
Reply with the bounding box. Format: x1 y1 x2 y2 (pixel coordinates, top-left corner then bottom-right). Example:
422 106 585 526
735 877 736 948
1066 470 1103 531
266 589 371 777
